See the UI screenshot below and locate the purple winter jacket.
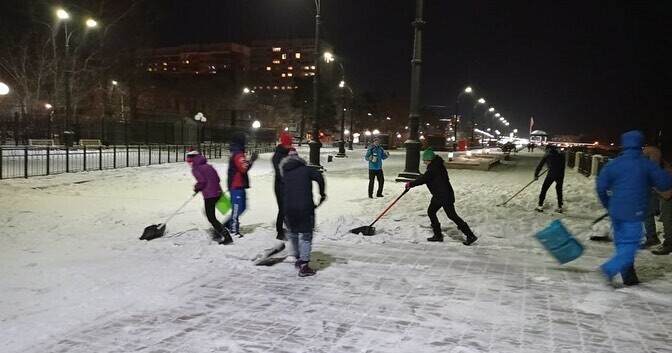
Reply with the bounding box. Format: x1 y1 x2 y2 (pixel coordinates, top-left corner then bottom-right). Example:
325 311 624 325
191 155 223 199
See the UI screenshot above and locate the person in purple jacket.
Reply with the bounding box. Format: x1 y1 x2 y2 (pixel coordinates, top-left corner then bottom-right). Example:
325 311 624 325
187 149 233 245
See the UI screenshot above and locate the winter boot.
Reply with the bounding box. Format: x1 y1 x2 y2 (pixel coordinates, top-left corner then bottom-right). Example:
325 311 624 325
555 207 563 213
218 228 233 245
535 205 544 212
460 225 478 246
427 223 444 242
652 240 672 255
622 265 640 286
298 262 317 277
642 236 661 249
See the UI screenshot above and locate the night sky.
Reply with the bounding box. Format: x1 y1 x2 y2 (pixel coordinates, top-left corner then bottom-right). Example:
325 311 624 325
3 0 670 143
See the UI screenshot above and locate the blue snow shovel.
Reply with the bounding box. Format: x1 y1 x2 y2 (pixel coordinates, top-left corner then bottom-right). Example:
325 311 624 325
534 214 608 264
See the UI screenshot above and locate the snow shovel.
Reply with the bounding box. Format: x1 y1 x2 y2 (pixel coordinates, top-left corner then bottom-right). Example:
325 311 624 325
496 169 547 207
351 189 409 236
140 193 197 241
534 213 608 264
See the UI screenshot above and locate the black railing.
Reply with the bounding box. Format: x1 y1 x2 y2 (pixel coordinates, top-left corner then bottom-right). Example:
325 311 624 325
567 151 576 168
578 153 592 177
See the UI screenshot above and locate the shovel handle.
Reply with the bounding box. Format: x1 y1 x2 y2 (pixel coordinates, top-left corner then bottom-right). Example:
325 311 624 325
497 169 548 206
368 189 409 227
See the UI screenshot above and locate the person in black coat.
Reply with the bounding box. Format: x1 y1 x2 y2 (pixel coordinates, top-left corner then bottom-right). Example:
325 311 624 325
405 148 477 245
280 149 326 277
534 144 566 212
271 133 293 240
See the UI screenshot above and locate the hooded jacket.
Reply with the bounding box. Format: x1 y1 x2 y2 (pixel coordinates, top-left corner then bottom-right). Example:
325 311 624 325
596 131 672 221
272 144 291 190
191 155 223 199
535 147 566 179
228 144 252 190
409 155 455 203
365 144 388 170
280 153 326 233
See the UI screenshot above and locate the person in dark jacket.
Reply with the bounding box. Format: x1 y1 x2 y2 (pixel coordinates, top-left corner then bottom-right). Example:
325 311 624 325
280 149 326 277
226 131 258 237
534 144 566 213
187 149 233 245
596 130 672 286
405 148 477 245
365 137 389 198
271 132 293 240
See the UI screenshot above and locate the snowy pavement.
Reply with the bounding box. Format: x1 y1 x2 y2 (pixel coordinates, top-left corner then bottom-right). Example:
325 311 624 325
2 147 672 353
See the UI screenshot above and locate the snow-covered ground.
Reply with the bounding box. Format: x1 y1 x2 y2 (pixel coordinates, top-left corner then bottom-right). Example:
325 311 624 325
1 147 671 353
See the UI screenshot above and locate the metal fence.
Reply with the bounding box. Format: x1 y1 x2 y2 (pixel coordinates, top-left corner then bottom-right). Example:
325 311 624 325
0 143 276 179
577 153 592 177
567 151 576 168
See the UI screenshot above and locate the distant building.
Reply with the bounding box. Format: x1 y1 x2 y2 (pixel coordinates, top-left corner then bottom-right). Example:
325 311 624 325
249 38 332 91
139 42 250 79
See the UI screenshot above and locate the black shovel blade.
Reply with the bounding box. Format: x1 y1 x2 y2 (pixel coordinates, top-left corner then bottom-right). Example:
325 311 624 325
140 223 166 241
350 226 376 236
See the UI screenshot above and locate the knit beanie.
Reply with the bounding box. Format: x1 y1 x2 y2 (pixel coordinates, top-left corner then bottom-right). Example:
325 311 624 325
280 133 293 146
186 148 199 163
422 148 436 161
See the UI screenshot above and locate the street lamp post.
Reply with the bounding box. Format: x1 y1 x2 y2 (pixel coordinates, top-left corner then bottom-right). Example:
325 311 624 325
56 9 97 145
453 86 472 150
194 112 206 149
482 107 495 145
470 98 485 146
308 0 323 168
397 0 425 182
0 82 9 145
252 120 261 147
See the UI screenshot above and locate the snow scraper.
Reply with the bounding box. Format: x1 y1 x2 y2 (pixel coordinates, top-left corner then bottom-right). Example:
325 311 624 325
351 189 408 236
534 213 608 264
140 193 197 241
497 169 547 207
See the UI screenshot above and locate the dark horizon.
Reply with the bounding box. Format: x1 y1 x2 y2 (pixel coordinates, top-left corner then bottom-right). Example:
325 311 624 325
154 0 671 144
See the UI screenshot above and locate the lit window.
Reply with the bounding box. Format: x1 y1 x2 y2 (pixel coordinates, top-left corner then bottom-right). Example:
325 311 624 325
163 62 167 66
281 54 287 60
304 66 310 70
281 73 286 77
287 73 293 77
295 53 301 59
288 66 293 70
272 60 281 64
266 67 271 71
147 68 152 72
272 47 281 52
273 86 279 90
267 86 271 89
185 60 190 64
281 87 286 90
163 67 167 71
304 73 310 76
310 66 315 70
287 86 293 90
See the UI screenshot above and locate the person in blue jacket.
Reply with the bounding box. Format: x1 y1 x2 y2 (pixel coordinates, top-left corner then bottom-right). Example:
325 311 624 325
596 130 672 286
365 137 389 198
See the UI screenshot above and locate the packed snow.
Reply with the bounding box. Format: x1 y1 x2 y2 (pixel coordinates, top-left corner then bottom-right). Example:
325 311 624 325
1 146 671 353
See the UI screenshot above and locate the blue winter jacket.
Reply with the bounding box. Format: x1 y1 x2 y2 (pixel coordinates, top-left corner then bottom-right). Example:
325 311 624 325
365 145 388 170
596 131 672 222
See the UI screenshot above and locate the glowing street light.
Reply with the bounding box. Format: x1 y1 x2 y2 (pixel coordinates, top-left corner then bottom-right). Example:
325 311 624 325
488 107 495 112
373 129 380 135
344 129 350 135
243 87 251 94
0 82 9 95
86 18 98 28
45 103 53 109
252 120 261 129
112 80 118 86
56 9 70 19
495 113 501 118
323 52 334 63
339 80 345 88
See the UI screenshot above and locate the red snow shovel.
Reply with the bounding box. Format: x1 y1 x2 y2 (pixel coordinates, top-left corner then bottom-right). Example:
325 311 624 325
351 189 409 236
140 193 197 241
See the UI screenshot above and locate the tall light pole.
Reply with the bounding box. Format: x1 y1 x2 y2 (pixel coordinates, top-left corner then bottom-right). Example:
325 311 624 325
483 107 495 144
396 0 425 182
308 0 323 168
56 9 97 145
470 98 485 146
453 86 472 149
324 52 349 158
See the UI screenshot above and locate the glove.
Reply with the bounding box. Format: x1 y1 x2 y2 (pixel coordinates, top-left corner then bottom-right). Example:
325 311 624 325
250 151 259 162
320 194 327 204
534 176 539 181
405 182 411 190
193 186 201 193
